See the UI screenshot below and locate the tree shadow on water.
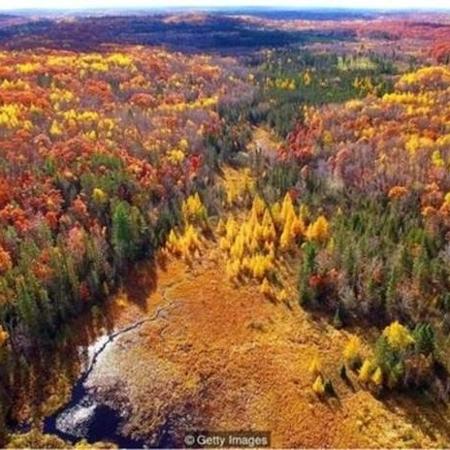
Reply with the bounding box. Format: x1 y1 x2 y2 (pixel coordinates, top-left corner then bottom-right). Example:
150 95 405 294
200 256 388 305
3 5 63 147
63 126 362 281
9 256 163 431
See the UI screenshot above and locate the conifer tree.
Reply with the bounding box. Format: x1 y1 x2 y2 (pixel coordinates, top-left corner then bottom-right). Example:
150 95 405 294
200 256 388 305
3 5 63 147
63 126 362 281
413 323 435 356
306 215 330 243
309 355 322 377
112 201 136 263
343 335 362 369
382 321 414 351
371 367 383 386
312 375 325 395
358 359 374 383
260 278 273 297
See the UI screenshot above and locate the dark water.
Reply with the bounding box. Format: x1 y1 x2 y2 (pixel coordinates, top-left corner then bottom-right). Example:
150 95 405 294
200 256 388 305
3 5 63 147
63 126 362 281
35 302 183 448
43 385 145 448
41 304 178 448
42 322 150 448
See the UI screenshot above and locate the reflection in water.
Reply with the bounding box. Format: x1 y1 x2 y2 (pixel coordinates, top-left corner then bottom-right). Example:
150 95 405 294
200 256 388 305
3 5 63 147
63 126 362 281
42 306 167 448
15 261 160 447
47 389 145 448
44 330 146 448
55 398 97 438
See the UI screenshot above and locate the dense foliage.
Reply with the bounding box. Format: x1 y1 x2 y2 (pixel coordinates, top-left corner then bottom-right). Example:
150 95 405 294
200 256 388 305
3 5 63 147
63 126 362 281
0 8 449 447
272 65 450 393
0 46 254 438
249 49 395 137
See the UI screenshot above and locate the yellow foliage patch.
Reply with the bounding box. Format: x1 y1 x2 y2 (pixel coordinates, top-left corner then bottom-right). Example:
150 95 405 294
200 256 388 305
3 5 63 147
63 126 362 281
305 215 330 243
312 375 325 395
343 335 362 366
382 321 414 351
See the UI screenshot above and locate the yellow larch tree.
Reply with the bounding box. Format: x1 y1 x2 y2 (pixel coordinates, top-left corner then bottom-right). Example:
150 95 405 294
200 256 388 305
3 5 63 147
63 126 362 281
225 259 241 280
303 70 312 86
92 188 108 205
280 193 295 223
312 375 325 395
182 193 207 224
309 354 322 377
382 321 414 351
225 216 238 242
50 120 63 136
251 195 266 219
260 277 273 297
371 367 383 386
290 215 305 239
271 201 282 227
343 335 362 368
280 220 294 251
277 289 288 303
216 218 225 236
358 359 375 383
261 209 276 242
306 215 330 243
166 229 179 254
180 225 201 253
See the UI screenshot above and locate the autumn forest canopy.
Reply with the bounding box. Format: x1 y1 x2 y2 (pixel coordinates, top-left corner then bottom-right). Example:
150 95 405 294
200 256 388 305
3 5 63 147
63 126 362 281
0 8 449 449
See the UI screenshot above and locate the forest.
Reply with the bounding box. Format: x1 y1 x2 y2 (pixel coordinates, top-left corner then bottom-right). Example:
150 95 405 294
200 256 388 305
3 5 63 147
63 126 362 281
0 7 449 449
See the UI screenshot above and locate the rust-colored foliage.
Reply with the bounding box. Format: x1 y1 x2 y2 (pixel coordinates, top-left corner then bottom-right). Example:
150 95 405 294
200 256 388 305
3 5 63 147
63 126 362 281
0 46 250 339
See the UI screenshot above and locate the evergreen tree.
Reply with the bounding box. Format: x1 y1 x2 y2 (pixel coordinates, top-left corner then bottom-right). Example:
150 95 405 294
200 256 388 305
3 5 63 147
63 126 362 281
112 201 137 263
413 323 435 356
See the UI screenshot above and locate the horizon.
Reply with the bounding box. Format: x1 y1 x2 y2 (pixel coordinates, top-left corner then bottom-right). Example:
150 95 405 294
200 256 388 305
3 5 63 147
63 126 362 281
1 1 450 12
